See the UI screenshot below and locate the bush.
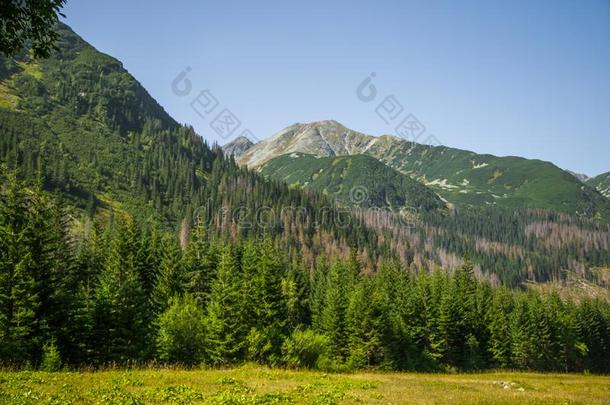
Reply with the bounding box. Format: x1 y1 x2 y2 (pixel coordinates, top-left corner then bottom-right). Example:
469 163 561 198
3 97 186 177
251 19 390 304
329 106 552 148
156 294 206 365
40 340 62 371
281 329 329 369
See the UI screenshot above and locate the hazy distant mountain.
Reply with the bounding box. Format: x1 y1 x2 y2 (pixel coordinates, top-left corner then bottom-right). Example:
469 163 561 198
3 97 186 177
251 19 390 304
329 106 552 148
234 120 610 218
222 136 254 158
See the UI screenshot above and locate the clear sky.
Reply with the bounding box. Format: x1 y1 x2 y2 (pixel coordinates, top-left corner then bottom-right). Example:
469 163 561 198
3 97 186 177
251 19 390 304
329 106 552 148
61 0 610 176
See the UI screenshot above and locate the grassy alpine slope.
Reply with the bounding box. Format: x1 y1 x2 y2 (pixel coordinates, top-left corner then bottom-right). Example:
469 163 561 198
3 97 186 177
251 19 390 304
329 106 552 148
259 152 446 213
588 171 610 199
237 120 610 219
1 366 609 404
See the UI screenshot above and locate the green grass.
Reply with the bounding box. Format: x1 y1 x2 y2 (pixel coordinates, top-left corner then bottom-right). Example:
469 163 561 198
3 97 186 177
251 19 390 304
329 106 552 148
0 81 20 110
16 61 43 80
1 365 609 404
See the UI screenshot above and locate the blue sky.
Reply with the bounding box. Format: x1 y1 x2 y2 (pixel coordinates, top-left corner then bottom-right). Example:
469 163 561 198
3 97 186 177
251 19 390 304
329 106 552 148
61 0 610 176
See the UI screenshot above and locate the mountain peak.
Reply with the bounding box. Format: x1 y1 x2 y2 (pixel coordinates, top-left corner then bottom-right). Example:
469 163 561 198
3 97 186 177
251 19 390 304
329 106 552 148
238 120 377 168
222 136 255 158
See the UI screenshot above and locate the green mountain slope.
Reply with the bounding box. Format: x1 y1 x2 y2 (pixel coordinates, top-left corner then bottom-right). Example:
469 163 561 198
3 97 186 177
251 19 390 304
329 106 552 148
0 23 196 220
260 152 446 213
238 121 610 219
0 24 381 264
366 141 610 217
588 172 610 199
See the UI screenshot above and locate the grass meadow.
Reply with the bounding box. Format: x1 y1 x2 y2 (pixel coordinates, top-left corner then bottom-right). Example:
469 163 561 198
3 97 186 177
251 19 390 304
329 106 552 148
1 364 609 404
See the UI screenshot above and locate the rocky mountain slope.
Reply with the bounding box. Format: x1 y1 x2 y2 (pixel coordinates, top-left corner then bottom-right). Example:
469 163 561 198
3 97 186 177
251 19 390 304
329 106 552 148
222 135 254 158
236 120 610 219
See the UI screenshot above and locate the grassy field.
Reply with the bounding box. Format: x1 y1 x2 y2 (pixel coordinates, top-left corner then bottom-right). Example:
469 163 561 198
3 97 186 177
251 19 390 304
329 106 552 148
1 365 609 404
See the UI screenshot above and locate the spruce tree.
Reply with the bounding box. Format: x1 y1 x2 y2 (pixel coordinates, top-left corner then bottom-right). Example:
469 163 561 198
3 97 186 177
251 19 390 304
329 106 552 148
204 245 244 365
282 256 311 330
182 221 217 306
310 256 329 331
346 278 385 368
151 234 184 314
243 238 287 364
92 215 149 363
486 288 513 368
320 261 353 362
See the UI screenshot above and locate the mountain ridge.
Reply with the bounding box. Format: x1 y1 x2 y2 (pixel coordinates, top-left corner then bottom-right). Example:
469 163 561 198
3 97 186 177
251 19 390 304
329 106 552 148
233 120 610 219
259 152 447 213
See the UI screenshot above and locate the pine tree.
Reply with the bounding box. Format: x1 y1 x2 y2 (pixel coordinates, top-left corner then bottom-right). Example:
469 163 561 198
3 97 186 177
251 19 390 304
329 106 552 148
243 238 287 364
204 245 245 365
320 261 353 362
182 221 217 306
91 215 149 363
486 288 513 368
151 234 184 314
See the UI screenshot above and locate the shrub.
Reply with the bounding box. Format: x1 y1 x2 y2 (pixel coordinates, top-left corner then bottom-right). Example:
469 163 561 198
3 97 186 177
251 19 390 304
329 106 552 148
40 340 62 371
156 294 206 365
281 329 329 369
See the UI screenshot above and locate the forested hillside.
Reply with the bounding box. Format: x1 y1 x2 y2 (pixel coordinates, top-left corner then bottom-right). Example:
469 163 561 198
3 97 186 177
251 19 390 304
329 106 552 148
230 120 610 288
260 152 446 213
0 23 383 267
1 174 609 372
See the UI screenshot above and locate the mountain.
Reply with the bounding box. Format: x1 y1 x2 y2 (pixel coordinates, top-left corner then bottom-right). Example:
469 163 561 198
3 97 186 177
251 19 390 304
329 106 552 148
0 23 382 266
568 171 590 183
0 22 204 222
237 120 610 219
222 135 254 158
588 171 610 199
260 152 446 213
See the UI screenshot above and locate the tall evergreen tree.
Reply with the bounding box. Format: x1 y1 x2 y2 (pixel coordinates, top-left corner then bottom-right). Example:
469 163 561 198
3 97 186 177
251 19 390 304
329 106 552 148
282 256 311 330
346 279 385 368
320 261 353 362
486 288 513 368
91 215 149 363
204 245 245 365
182 221 217 306
151 234 184 314
243 238 287 364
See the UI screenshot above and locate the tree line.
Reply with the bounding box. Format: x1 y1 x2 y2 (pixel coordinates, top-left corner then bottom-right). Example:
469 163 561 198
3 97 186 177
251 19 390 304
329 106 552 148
1 173 609 373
